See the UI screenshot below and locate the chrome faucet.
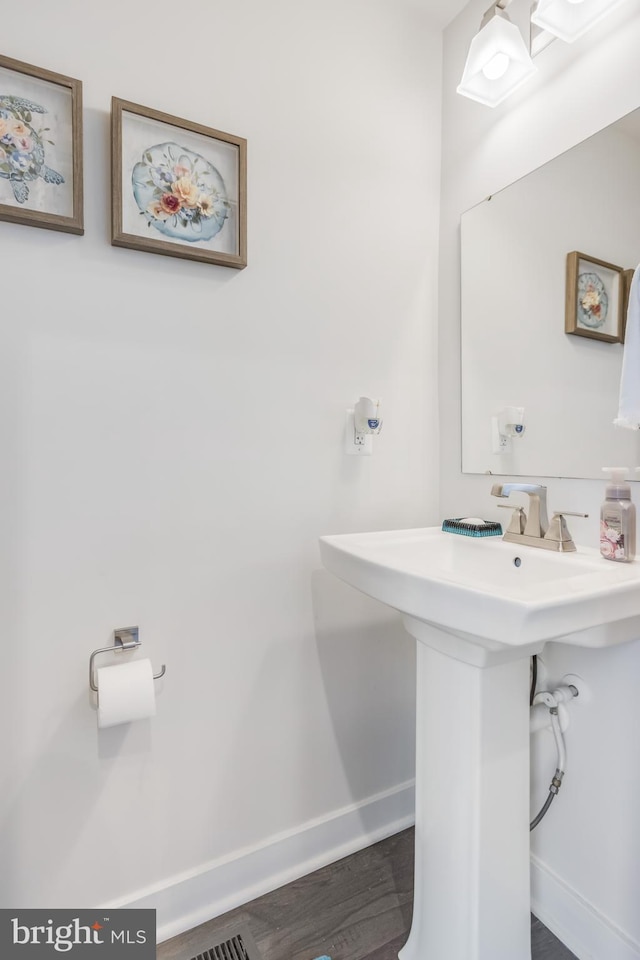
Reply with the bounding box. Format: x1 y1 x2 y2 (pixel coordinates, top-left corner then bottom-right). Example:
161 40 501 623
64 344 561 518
491 483 549 538
490 482 587 552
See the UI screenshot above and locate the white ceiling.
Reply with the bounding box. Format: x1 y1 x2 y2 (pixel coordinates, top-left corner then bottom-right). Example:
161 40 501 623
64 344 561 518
413 0 471 29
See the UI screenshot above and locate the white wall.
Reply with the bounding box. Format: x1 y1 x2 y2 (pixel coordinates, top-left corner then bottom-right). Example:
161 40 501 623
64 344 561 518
0 0 443 938
441 2 640 957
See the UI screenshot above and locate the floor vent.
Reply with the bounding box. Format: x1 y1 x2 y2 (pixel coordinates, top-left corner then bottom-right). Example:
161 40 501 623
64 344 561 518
189 923 262 960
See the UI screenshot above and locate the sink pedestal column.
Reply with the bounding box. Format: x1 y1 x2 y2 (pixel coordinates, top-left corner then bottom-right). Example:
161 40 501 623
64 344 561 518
399 618 539 960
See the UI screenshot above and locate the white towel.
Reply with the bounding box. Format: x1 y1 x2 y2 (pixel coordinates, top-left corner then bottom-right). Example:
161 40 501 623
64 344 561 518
615 264 640 429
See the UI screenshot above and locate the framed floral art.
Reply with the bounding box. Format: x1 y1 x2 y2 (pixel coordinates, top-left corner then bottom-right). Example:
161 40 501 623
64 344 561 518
565 251 625 343
0 54 83 234
111 98 247 269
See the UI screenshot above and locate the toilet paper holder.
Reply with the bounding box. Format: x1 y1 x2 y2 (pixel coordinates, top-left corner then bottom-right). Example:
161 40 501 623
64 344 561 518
89 626 167 692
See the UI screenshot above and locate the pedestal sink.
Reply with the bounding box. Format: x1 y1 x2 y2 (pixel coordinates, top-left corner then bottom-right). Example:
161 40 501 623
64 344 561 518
319 527 640 960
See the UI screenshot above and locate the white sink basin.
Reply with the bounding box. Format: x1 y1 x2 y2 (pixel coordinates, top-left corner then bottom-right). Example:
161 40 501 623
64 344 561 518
320 525 640 649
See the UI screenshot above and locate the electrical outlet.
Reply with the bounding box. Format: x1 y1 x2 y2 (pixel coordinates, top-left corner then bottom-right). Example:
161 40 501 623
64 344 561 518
345 410 373 455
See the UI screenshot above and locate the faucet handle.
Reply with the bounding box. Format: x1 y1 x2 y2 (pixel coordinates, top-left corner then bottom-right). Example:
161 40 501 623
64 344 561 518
497 503 526 535
544 511 588 550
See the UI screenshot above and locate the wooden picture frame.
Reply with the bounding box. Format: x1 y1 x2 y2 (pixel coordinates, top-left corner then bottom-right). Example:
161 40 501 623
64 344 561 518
620 268 635 343
111 97 247 269
565 251 625 343
0 54 83 234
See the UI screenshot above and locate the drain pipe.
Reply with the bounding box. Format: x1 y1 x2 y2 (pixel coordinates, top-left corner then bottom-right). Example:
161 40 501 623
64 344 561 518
529 684 579 832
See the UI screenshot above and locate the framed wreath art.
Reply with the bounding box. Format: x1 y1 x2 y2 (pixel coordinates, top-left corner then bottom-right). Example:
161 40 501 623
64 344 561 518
111 97 246 269
565 251 625 343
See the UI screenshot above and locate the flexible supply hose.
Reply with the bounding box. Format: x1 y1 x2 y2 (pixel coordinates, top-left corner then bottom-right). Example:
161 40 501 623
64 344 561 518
530 655 538 706
529 684 577 832
550 706 566 773
530 709 565 832
530 790 555 832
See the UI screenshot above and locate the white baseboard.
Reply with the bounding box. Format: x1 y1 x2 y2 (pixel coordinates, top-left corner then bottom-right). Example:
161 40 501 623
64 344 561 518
103 788 639 957
103 779 415 944
531 853 640 960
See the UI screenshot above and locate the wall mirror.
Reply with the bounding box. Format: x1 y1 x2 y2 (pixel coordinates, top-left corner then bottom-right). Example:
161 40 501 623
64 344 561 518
461 107 640 480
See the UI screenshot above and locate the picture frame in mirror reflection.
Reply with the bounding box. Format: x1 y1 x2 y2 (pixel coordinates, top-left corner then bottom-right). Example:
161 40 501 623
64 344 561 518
0 53 83 235
565 251 626 343
621 268 635 342
111 97 247 269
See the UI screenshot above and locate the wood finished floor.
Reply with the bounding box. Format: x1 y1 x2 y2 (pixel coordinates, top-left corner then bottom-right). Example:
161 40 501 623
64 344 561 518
157 828 578 960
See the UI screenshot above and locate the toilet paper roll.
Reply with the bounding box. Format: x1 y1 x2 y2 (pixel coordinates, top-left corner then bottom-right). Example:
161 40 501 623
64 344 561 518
97 658 157 729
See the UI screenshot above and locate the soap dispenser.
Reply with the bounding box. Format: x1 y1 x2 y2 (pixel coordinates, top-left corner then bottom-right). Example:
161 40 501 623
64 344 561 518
600 467 636 562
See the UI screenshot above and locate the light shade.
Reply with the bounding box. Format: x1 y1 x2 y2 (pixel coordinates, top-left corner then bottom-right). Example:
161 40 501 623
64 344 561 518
457 11 537 108
531 0 628 42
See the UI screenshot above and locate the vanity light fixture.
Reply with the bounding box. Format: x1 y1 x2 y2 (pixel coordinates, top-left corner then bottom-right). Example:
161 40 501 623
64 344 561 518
457 1 537 107
458 0 630 106
531 0 629 43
